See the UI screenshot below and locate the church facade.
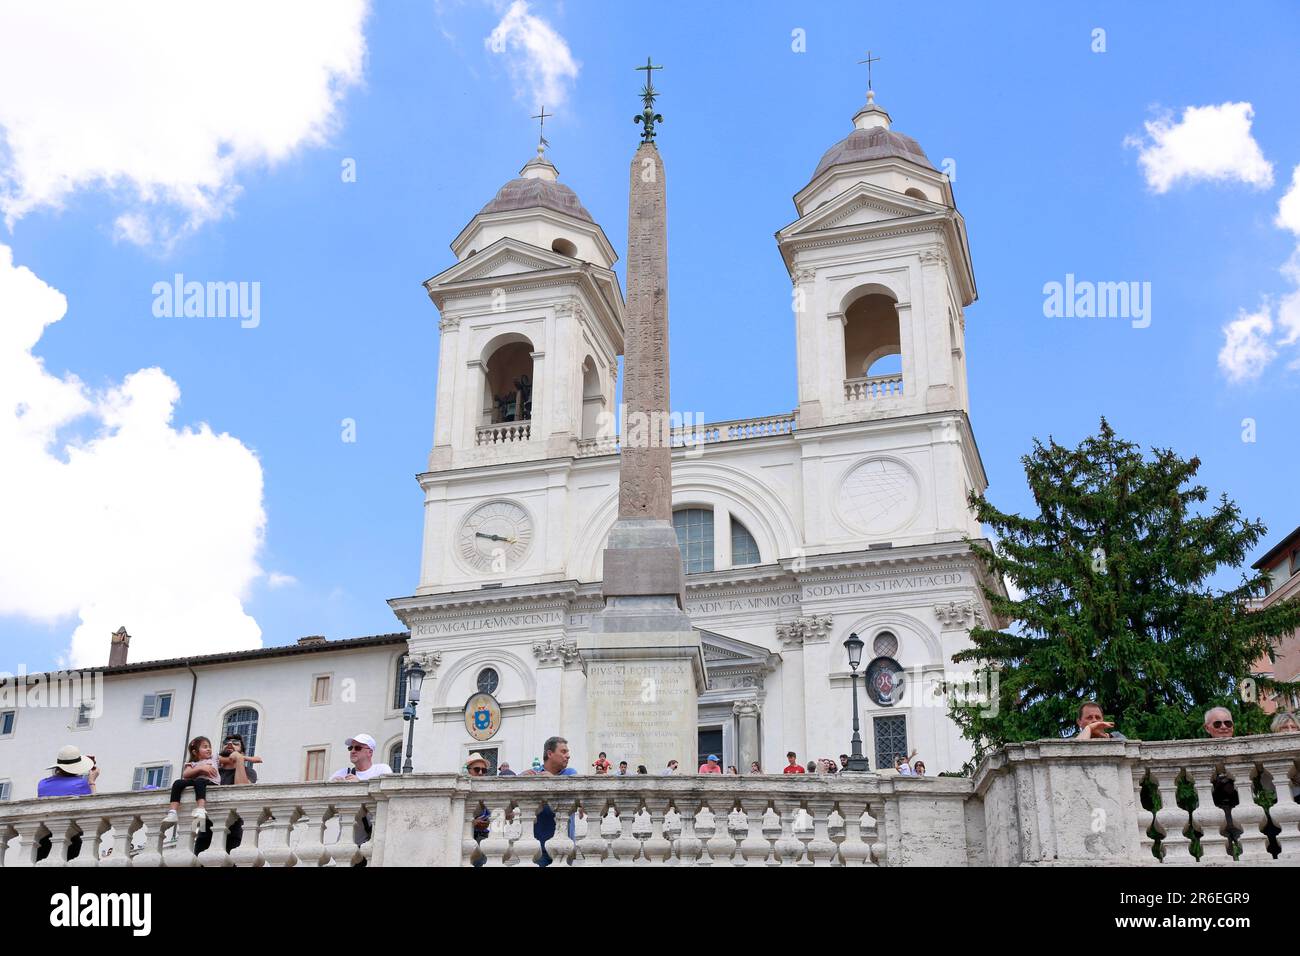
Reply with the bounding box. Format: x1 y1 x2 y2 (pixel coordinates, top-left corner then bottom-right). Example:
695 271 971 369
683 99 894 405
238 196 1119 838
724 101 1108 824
0 90 1002 800
390 88 999 777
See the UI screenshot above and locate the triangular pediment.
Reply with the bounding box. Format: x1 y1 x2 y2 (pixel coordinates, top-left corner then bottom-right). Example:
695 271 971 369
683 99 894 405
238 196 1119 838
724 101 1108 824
780 181 937 239
698 627 773 666
426 237 578 289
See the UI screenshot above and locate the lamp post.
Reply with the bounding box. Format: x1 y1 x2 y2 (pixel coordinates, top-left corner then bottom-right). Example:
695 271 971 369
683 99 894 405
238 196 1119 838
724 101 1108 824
401 658 427 774
843 633 870 772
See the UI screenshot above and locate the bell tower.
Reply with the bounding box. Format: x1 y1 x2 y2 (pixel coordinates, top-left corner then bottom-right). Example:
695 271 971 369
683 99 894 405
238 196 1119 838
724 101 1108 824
423 141 624 472
777 90 977 429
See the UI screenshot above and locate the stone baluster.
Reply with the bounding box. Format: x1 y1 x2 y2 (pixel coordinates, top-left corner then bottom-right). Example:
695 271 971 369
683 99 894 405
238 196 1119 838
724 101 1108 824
477 802 512 866
608 797 642 865
704 803 738 866
293 802 331 867
226 805 263 867
805 798 838 866
836 799 873 866
1260 759 1300 862
195 809 233 868
462 803 482 867
863 799 886 865
641 799 673 866
258 808 296 868
793 804 817 866
738 800 770 867
1150 768 1192 862
573 805 607 866
67 815 108 868
694 806 719 866
160 816 200 868
130 813 166 868
508 801 543 867
6 820 47 867
1223 762 1269 862
1187 765 1231 862
546 802 577 867
36 814 76 866
773 799 805 866
673 802 703 865
761 805 783 866
1133 769 1159 861
100 815 138 869
325 801 367 867
0 821 16 867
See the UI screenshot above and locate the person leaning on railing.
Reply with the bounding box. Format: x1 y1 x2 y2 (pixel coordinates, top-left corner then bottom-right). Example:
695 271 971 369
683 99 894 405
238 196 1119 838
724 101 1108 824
1073 701 1128 739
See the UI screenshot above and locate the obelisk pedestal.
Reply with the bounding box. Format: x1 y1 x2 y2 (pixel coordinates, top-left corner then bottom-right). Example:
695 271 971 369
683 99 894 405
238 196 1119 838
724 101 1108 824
581 81 705 774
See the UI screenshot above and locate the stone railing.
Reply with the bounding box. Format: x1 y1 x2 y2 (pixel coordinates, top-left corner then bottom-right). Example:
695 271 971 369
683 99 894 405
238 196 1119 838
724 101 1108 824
0 782 375 867
844 373 903 401
574 411 798 458
973 734 1300 866
453 773 971 866
476 420 531 446
1133 736 1300 864
6 736 1296 866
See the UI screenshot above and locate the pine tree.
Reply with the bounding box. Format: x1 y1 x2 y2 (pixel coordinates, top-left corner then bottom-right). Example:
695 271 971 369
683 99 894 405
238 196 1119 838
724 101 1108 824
952 418 1300 760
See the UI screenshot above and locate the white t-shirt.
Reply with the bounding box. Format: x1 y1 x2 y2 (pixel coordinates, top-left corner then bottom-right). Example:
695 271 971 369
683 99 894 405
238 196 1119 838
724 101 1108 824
330 763 393 781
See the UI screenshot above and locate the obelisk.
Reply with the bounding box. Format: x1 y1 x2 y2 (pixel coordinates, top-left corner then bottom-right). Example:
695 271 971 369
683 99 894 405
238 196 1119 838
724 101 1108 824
580 59 705 775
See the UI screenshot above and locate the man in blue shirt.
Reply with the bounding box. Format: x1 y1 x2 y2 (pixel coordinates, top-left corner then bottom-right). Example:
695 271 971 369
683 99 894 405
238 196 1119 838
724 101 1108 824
522 735 576 866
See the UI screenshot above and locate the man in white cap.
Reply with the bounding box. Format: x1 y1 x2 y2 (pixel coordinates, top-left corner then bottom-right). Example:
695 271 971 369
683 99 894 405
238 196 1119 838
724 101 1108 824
329 733 393 781
38 745 100 797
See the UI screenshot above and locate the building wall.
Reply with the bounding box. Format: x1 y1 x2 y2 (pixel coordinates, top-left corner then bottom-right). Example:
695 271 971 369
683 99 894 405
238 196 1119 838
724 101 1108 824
0 645 408 802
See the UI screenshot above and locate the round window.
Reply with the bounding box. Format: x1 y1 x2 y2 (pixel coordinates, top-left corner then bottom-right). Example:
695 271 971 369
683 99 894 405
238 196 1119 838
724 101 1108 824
873 632 898 659
476 667 500 695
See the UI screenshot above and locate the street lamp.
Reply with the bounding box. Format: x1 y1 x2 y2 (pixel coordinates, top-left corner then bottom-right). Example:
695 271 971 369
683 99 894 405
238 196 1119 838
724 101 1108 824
843 633 870 772
401 658 427 774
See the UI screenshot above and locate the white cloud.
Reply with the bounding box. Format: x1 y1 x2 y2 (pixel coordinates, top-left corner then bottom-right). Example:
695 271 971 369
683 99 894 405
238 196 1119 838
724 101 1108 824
0 243 266 667
0 1 370 247
1217 305 1277 383
1129 102 1274 193
267 572 299 590
1220 167 1300 379
485 0 579 109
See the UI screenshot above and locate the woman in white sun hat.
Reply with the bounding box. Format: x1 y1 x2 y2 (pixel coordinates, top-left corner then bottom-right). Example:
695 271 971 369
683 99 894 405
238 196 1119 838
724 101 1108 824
37 745 99 798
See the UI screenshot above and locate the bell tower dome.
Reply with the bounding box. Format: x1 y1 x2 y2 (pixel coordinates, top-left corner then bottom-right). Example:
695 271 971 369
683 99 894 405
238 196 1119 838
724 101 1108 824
424 143 624 472
777 90 977 428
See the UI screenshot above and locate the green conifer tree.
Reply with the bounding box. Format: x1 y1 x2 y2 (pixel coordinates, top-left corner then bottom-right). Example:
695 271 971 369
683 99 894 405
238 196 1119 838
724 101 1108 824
952 419 1299 762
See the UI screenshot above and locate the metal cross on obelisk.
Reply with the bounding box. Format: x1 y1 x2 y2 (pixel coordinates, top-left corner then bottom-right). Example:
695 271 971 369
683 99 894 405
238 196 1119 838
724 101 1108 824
858 49 881 93
582 56 704 778
531 105 551 155
634 57 664 142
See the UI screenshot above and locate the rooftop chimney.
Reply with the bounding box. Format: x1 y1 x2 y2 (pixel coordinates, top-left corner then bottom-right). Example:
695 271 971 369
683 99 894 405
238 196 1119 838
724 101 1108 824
297 635 328 646
109 627 130 667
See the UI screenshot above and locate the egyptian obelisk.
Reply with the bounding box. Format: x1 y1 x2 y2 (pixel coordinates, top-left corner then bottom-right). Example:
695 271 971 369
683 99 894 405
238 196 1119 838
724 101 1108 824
580 59 705 774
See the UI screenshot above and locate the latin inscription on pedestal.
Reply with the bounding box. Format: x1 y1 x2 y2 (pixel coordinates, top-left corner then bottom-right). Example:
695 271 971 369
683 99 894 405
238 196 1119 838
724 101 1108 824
586 657 698 771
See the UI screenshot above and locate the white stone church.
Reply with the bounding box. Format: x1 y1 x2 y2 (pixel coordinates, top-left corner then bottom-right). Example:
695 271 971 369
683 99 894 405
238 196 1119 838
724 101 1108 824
0 90 999 800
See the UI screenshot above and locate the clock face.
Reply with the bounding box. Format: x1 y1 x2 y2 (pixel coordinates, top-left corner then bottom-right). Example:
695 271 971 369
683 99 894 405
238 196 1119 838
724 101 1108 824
457 501 534 574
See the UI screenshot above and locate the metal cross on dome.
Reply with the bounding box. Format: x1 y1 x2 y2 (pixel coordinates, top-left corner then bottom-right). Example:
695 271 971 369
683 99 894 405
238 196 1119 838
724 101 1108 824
858 49 881 93
531 104 551 155
634 56 663 143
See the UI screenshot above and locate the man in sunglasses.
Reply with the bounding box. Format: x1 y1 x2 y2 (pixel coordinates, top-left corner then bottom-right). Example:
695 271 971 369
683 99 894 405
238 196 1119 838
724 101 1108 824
329 733 393 781
1204 707 1235 739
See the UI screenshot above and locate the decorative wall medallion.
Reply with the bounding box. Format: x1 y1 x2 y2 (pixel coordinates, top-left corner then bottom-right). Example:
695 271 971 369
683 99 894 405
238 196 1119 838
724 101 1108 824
865 656 905 707
464 691 502 741
836 458 921 536
456 500 534 573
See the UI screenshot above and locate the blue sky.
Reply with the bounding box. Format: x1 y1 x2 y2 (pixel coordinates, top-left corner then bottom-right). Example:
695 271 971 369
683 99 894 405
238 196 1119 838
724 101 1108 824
2 1 1298 672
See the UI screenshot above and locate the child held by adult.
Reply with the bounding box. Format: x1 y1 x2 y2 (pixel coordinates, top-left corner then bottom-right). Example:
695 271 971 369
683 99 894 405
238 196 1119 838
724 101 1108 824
163 736 221 830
